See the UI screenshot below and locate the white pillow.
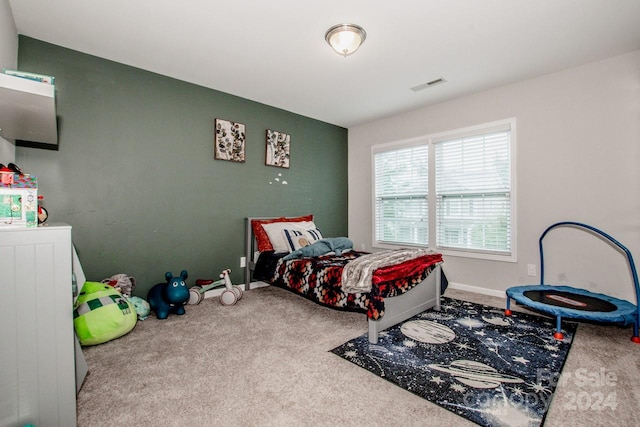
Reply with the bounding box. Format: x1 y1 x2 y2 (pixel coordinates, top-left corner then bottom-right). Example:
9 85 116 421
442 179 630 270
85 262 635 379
282 227 323 252
262 221 316 253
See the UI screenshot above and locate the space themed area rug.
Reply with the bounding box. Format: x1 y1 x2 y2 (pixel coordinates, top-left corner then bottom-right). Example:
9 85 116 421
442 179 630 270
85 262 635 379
330 297 577 427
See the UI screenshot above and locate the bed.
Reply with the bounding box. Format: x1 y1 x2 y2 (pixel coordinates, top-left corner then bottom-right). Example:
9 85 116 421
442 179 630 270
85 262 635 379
244 216 445 343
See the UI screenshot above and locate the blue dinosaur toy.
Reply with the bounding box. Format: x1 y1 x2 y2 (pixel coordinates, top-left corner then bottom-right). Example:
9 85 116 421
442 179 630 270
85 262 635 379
147 270 190 319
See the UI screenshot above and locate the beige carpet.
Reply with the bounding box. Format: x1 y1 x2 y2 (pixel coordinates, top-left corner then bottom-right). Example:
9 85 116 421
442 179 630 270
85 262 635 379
76 286 640 426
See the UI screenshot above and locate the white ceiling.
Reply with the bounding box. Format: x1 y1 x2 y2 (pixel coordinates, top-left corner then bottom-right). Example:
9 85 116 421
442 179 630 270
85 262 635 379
8 0 640 128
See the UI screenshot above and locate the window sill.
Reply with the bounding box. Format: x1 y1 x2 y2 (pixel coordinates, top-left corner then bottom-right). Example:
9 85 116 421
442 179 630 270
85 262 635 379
373 241 517 263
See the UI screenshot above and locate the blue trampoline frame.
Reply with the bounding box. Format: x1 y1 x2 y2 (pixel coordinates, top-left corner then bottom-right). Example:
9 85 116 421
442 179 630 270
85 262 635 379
505 221 640 342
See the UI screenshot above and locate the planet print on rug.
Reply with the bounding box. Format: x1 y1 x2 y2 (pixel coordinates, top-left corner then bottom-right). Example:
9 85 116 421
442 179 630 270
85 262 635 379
400 319 456 344
331 297 577 427
428 359 523 389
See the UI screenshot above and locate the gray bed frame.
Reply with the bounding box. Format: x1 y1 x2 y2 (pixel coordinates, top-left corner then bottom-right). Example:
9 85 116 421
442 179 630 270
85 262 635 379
244 217 442 343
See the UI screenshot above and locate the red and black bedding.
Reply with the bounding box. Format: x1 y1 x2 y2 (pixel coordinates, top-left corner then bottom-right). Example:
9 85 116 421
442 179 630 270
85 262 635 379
265 250 443 320
248 215 445 321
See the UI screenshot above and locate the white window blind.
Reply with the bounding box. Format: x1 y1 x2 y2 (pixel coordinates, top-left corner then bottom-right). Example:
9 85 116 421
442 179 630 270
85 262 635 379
435 128 512 254
374 144 428 246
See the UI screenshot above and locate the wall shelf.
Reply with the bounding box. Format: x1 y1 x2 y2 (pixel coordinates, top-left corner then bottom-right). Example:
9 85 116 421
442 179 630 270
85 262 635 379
0 73 58 145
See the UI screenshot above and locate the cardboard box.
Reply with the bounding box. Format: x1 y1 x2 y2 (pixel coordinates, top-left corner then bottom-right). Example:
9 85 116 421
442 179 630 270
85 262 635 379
2 69 55 85
2 173 37 189
0 174 38 227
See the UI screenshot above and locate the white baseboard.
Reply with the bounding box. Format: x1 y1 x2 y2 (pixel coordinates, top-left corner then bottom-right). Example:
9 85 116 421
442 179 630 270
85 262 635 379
447 281 507 299
203 281 269 299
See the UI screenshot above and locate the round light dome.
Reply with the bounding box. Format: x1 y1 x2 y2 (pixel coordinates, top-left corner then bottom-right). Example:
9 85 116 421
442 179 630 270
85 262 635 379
325 24 367 57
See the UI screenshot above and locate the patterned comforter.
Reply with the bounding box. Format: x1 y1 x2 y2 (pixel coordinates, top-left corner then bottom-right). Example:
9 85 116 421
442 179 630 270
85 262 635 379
271 251 443 320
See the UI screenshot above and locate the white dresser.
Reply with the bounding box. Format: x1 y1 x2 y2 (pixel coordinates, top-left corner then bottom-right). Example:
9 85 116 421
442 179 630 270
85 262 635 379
0 224 77 427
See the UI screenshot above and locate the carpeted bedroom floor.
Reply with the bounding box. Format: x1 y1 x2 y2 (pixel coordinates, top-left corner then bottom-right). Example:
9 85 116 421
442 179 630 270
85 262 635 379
76 286 640 426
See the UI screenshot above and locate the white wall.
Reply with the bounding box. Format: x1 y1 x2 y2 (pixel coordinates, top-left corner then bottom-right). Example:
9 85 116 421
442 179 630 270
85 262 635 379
0 0 18 162
349 50 640 302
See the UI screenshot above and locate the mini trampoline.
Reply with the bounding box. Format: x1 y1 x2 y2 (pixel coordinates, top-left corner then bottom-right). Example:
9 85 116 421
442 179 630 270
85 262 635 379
505 222 640 343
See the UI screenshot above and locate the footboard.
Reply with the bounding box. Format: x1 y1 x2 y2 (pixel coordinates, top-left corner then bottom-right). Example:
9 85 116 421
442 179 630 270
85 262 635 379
368 263 442 343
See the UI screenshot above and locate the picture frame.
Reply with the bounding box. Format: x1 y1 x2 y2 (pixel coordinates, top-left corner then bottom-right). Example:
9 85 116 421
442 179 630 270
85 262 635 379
265 129 290 168
214 118 246 162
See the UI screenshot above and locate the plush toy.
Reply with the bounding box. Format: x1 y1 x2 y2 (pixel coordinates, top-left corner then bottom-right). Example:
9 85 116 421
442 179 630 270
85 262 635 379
37 195 48 224
73 281 137 346
147 270 190 319
128 296 151 320
101 273 137 297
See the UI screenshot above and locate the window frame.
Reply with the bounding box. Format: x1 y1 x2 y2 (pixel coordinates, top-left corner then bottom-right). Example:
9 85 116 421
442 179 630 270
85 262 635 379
371 118 517 262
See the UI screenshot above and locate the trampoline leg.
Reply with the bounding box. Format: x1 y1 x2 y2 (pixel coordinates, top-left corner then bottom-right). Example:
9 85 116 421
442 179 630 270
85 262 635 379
505 297 512 316
632 321 640 344
553 316 564 340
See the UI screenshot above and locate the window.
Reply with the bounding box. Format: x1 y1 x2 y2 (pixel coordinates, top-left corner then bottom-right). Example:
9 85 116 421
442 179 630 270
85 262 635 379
374 142 428 246
372 119 516 261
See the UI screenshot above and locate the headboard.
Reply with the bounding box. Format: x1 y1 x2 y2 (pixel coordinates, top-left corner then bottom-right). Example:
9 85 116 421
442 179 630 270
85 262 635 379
244 217 269 289
244 215 314 290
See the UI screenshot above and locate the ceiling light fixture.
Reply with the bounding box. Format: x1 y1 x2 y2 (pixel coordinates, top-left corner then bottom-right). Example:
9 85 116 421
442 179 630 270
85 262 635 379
325 23 367 57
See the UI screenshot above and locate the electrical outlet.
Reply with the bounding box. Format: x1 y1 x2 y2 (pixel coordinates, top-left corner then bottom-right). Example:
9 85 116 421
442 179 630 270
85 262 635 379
240 256 246 268
527 264 536 277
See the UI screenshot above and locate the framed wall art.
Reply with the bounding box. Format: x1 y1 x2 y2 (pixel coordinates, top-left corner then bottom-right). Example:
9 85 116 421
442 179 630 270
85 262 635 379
214 118 246 162
265 129 290 168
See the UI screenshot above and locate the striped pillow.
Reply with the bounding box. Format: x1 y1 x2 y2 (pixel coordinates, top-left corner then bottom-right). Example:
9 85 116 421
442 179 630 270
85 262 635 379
283 228 323 252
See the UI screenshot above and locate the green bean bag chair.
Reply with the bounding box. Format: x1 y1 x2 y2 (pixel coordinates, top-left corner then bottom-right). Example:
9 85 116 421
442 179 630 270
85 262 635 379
73 281 137 346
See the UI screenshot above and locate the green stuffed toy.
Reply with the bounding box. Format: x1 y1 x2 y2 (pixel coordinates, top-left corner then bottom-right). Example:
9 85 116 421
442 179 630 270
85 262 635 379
74 281 137 346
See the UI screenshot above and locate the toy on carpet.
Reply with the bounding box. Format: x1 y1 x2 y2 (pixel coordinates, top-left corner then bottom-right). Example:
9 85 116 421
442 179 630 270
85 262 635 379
505 221 640 343
73 281 137 346
128 296 151 320
193 269 243 306
101 273 137 297
147 270 190 319
187 285 205 305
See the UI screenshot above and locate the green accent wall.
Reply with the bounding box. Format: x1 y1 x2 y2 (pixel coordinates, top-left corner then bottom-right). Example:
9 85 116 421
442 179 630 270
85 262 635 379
16 36 348 296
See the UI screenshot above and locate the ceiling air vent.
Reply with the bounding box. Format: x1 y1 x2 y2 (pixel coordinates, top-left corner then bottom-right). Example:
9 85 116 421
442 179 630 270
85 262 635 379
410 78 447 92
